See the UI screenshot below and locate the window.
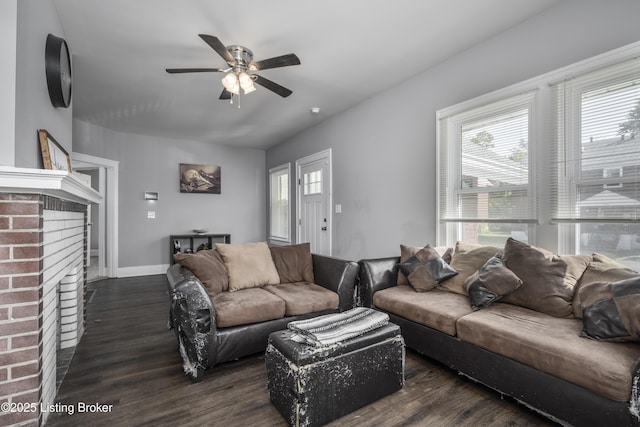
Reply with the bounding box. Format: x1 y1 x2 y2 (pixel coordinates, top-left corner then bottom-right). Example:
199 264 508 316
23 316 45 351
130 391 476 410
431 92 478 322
603 168 623 189
269 164 290 242
303 170 322 195
438 93 536 247
552 57 640 264
437 44 640 267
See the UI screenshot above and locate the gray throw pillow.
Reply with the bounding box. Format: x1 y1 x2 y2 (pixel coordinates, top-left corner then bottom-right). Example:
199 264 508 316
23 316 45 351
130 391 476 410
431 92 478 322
579 276 640 342
398 244 458 292
463 254 522 310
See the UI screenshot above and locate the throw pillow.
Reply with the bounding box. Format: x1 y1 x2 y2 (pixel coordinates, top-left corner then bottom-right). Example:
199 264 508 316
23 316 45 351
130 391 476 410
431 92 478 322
501 238 591 318
397 244 458 292
398 244 452 285
439 242 502 295
173 249 228 296
269 243 314 283
216 242 281 292
463 254 522 310
579 276 640 342
572 253 638 318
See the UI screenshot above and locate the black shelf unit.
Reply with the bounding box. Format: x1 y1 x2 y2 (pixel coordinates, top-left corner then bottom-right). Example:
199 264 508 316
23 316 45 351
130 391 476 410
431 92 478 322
170 233 231 263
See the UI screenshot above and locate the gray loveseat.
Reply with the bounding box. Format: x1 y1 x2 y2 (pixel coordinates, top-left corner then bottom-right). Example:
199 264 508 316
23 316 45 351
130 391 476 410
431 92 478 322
166 242 359 381
359 238 640 426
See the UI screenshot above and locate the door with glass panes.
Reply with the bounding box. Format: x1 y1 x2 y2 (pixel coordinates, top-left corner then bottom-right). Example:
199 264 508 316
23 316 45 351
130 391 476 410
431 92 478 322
297 150 331 255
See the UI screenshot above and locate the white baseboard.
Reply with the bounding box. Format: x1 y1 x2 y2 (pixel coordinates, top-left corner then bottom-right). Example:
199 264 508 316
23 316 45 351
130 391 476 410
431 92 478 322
117 264 170 278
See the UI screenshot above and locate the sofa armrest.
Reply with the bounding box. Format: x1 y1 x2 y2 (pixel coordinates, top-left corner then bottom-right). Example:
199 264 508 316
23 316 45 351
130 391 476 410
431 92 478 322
632 359 640 421
166 264 218 381
312 254 359 311
166 263 195 292
358 257 400 307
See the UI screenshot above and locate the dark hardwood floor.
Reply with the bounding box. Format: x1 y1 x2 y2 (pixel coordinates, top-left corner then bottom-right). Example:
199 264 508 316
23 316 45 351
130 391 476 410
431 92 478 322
45 275 556 427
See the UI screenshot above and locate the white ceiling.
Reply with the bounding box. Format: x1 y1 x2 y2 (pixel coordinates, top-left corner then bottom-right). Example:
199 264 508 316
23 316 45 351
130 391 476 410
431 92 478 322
52 0 560 150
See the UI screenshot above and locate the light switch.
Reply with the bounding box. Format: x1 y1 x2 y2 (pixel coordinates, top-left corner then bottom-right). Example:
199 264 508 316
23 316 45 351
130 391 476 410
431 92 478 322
147 211 156 219
335 204 342 214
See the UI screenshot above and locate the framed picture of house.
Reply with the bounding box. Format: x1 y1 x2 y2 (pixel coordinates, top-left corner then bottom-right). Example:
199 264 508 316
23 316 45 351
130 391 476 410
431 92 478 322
38 129 71 172
179 163 221 194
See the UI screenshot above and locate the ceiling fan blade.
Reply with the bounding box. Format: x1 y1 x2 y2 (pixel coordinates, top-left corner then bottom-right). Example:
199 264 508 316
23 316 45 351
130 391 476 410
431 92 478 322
219 88 232 100
199 34 235 65
254 75 293 98
166 68 225 74
251 53 300 71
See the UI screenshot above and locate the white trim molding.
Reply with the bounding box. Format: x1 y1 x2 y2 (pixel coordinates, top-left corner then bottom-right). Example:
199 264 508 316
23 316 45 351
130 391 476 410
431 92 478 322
118 264 170 278
0 166 101 204
71 152 119 278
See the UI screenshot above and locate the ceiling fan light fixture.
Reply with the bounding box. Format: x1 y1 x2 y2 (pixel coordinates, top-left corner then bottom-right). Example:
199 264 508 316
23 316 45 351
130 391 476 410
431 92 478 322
238 72 251 87
238 72 256 94
221 72 239 91
243 84 256 95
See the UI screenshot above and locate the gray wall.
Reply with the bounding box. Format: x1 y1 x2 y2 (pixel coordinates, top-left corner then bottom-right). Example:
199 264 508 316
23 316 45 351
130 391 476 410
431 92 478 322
0 1 17 165
74 120 266 269
266 0 640 261
14 0 72 167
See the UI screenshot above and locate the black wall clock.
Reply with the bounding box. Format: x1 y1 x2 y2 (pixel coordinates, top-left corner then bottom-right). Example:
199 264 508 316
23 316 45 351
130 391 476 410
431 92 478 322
45 34 72 108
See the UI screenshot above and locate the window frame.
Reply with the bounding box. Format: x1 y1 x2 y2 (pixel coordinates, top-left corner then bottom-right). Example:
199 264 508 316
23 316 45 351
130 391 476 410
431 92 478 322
268 163 291 243
552 58 640 254
437 92 538 247
436 40 640 255
602 168 624 189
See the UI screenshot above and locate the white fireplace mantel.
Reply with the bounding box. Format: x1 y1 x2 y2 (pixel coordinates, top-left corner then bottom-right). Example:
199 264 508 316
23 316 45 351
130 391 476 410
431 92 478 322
0 166 101 204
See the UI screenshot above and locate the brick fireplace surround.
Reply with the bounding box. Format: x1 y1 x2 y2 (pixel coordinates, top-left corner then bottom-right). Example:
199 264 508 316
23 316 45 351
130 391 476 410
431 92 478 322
0 167 100 427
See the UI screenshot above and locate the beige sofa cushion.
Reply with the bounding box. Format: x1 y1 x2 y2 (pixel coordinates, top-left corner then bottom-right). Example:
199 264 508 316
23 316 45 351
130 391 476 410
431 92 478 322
501 238 591 318
269 243 314 283
263 282 338 316
456 303 640 402
373 286 473 336
440 242 502 295
216 242 280 291
212 288 285 327
173 249 228 295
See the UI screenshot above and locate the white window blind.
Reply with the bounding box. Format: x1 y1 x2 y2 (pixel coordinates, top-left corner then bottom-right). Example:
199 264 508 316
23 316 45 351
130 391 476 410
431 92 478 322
551 57 640 223
438 93 536 246
269 164 290 241
439 93 535 224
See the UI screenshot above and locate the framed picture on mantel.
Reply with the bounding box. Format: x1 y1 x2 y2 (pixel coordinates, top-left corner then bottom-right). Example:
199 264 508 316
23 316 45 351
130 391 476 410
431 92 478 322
38 129 71 172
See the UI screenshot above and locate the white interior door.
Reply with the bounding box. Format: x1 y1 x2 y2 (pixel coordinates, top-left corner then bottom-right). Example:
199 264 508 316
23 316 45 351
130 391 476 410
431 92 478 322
296 150 332 256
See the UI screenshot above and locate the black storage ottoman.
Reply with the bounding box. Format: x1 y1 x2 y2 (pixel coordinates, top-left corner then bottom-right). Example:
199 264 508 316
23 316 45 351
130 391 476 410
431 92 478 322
265 323 404 427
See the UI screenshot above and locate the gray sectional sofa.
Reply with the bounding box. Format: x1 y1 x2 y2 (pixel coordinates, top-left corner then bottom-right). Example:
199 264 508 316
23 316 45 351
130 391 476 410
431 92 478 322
359 238 640 427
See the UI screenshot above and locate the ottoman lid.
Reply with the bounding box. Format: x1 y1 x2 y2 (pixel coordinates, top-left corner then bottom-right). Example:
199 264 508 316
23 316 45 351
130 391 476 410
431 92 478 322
268 323 401 366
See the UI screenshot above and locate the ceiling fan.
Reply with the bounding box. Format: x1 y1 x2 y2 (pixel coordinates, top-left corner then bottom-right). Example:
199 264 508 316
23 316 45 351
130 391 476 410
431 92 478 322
166 34 300 104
